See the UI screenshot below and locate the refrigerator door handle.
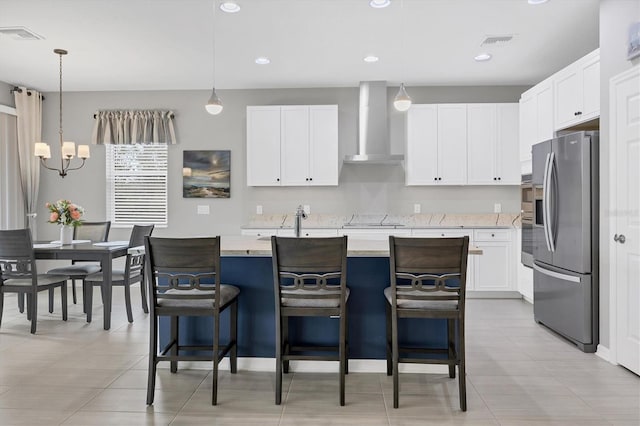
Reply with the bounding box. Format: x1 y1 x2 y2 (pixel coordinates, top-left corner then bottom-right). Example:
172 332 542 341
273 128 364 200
542 152 552 252
548 151 556 252
533 263 581 283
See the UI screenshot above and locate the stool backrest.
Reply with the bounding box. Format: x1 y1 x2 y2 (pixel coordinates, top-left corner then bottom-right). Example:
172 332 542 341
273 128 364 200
0 229 37 285
389 236 469 307
75 221 111 242
145 236 222 309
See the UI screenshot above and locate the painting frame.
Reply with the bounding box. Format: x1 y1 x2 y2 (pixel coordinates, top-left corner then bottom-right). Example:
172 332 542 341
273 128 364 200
182 150 231 198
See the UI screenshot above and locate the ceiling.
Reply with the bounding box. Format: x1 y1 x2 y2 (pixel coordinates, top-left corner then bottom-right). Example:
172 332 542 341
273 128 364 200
0 0 600 92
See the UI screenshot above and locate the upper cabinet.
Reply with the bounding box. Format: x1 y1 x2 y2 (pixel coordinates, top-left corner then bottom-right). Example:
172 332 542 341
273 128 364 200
407 103 518 186
247 105 338 187
467 103 520 185
406 104 467 185
554 49 600 131
519 78 554 174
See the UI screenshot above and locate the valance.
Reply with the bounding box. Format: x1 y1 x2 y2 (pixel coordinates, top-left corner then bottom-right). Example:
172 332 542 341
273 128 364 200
91 110 176 145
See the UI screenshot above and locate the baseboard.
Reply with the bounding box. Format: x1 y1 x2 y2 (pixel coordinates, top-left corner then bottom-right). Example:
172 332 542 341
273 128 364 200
596 344 614 364
466 291 521 299
158 357 448 374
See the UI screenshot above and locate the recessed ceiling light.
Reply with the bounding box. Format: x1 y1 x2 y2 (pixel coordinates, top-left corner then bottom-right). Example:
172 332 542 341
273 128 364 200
255 56 270 65
474 53 492 62
528 0 549 4
220 1 241 13
369 0 391 9
363 55 379 63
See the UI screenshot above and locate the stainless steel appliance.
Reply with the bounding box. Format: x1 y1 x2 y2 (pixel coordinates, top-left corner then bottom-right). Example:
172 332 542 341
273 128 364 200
532 131 599 353
520 173 534 268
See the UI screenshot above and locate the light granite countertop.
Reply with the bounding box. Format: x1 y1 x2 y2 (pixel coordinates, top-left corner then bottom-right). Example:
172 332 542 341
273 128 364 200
243 213 521 230
220 235 482 257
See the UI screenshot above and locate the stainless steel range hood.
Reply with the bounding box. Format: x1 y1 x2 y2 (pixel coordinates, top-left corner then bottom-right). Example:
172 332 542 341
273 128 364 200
343 81 404 164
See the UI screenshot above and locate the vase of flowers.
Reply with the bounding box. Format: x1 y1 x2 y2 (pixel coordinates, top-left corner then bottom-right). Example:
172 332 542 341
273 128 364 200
46 200 84 245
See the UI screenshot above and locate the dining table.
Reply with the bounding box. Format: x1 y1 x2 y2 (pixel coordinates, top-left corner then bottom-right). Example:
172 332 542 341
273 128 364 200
33 239 130 330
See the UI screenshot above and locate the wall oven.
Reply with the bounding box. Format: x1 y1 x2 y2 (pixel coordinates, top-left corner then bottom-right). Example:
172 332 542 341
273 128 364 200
521 174 534 268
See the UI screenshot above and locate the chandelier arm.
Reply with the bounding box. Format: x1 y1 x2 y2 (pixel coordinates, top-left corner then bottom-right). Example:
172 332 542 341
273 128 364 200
63 158 86 172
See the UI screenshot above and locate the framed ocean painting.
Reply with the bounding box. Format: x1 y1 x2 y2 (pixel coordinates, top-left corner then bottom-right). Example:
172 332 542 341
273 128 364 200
182 150 230 198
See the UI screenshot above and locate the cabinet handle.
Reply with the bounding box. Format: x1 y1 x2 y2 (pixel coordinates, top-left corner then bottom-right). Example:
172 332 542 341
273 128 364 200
305 178 309 181
438 177 442 181
498 177 501 181
491 233 495 237
434 177 437 181
493 177 497 181
441 233 445 237
309 177 312 181
574 111 582 116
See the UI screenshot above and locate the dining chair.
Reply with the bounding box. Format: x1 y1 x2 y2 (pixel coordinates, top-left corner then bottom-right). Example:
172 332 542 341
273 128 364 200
271 236 349 406
83 224 154 323
145 236 239 406
0 228 69 334
46 221 111 309
385 235 469 410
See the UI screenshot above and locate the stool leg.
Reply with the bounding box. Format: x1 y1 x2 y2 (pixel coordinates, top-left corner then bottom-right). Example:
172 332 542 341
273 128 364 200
385 302 392 376
170 316 178 373
71 279 77 304
448 319 456 379
61 282 68 321
230 300 238 374
48 288 54 313
282 317 290 374
146 314 158 405
339 310 346 406
458 316 467 412
17 292 24 313
275 313 283 405
212 311 220 405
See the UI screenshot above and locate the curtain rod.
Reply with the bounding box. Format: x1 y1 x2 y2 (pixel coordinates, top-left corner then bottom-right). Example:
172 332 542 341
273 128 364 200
93 111 175 119
10 86 45 100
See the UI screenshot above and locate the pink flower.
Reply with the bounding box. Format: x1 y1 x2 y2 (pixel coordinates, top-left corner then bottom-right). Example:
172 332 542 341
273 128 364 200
45 202 51 208
70 210 81 220
50 212 59 222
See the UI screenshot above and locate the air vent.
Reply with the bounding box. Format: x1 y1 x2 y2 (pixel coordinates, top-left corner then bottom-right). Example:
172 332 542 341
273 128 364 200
480 35 513 46
0 26 44 40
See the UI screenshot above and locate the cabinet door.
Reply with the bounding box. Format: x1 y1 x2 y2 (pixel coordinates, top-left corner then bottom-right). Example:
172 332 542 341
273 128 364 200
280 106 310 186
247 107 282 186
474 241 512 291
467 104 496 185
554 67 582 130
581 56 600 120
406 105 438 185
519 92 536 170
536 81 554 142
496 103 520 184
309 105 339 186
437 104 467 184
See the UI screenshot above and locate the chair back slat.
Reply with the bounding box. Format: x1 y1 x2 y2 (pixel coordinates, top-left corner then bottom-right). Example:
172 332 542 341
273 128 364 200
124 225 154 279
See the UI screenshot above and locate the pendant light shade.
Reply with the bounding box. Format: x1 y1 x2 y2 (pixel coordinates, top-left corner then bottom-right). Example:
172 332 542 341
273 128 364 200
205 87 223 115
393 83 412 112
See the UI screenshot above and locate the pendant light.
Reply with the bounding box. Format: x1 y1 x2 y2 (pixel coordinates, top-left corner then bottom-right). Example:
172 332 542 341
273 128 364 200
205 1 223 115
393 0 412 112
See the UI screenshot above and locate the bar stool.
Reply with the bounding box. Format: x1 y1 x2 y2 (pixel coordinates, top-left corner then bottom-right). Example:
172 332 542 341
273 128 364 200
271 236 349 406
385 236 469 410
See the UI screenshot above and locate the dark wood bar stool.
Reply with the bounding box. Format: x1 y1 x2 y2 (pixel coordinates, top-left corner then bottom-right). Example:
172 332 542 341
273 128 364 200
144 236 239 406
271 236 349 406
385 236 469 410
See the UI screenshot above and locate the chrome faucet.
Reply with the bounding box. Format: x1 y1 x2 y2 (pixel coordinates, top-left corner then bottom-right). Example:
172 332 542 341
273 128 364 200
294 205 307 237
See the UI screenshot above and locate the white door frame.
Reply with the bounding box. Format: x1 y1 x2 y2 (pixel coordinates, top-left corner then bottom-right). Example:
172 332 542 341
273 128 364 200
608 64 640 366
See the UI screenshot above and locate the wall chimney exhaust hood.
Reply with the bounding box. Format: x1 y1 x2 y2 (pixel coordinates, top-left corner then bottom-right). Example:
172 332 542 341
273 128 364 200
344 81 404 164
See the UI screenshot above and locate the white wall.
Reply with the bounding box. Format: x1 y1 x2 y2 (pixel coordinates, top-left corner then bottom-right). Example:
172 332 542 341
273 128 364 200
598 0 640 349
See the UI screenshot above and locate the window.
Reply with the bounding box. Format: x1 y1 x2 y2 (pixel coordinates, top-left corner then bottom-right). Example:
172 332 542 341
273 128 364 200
106 144 168 227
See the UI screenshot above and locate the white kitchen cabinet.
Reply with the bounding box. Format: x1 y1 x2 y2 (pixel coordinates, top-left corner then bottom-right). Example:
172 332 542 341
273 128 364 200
240 228 278 237
338 228 411 240
277 228 338 237
519 78 553 174
553 48 600 131
516 228 534 303
473 229 515 291
405 104 467 185
246 106 282 186
467 103 519 185
247 105 338 187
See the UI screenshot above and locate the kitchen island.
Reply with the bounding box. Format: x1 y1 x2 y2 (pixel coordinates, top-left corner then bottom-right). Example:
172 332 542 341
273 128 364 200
161 236 480 365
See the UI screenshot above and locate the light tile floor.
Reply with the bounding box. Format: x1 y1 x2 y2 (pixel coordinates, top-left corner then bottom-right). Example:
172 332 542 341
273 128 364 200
0 287 638 425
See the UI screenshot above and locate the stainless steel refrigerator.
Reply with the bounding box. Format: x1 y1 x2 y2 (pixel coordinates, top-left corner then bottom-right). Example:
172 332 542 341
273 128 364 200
532 131 599 353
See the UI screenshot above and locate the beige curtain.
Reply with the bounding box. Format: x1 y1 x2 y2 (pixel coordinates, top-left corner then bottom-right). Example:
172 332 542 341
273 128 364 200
92 110 176 144
13 88 43 236
0 110 25 230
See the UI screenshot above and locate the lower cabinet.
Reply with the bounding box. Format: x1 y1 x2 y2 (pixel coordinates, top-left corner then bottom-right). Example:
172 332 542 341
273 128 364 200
473 229 516 292
240 228 278 237
338 228 411 240
277 228 338 237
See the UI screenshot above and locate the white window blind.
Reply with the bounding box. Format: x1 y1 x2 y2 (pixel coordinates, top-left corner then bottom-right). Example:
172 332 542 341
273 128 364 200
106 144 168 227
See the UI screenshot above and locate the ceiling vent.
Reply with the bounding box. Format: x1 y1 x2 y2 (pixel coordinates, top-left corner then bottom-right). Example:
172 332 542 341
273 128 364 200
0 26 44 40
480 35 514 46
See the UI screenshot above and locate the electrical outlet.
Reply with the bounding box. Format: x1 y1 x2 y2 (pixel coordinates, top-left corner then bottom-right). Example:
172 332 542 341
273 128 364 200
303 205 310 214
197 205 210 215
494 203 502 213
414 203 421 214
256 205 263 215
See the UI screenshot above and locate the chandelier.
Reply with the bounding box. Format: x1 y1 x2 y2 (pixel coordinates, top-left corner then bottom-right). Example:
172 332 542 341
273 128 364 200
34 49 89 178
